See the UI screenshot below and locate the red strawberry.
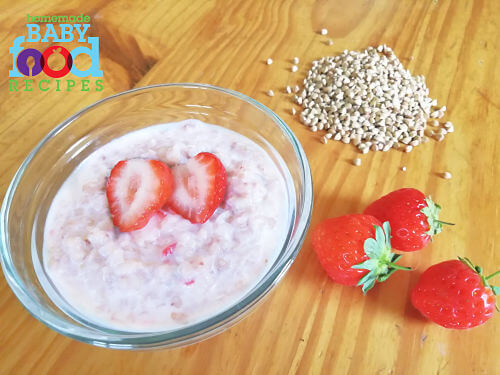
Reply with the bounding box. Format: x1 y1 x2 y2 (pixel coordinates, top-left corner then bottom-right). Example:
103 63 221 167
168 152 226 224
364 188 453 252
311 214 410 293
411 257 499 329
106 159 174 232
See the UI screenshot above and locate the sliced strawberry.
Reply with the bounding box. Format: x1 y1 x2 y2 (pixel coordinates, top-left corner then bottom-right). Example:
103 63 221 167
106 159 174 232
168 152 227 224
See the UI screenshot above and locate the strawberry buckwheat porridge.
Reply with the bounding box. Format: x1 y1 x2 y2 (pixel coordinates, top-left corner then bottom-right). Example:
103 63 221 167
42 119 290 332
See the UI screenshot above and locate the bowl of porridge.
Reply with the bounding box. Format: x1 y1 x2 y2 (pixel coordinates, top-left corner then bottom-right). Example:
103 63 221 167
0 83 313 349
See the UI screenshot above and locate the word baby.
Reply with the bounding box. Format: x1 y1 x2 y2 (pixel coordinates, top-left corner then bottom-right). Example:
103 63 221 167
9 23 102 78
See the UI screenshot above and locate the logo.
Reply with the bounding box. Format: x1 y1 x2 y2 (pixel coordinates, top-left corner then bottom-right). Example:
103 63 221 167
8 14 103 92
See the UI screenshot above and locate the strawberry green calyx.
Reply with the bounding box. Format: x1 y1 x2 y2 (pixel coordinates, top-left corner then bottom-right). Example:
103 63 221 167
352 221 411 294
458 256 500 312
421 196 454 238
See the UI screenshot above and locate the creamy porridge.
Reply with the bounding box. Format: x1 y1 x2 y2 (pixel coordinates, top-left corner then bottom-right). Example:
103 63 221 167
43 119 290 332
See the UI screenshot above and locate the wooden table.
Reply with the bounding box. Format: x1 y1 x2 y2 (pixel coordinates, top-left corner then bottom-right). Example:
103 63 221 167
1 0 498 374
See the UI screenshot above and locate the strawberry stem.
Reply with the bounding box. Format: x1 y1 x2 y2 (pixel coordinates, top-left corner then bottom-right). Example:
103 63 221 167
458 256 476 272
486 270 500 280
389 263 412 271
458 257 500 311
436 220 455 226
420 196 454 238
352 221 411 294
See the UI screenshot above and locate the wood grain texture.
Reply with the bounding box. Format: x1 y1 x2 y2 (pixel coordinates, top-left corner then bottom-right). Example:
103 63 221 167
1 0 499 374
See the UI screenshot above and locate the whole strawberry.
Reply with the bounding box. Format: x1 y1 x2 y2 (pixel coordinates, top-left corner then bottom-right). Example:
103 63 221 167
311 214 410 293
411 257 499 329
364 188 453 252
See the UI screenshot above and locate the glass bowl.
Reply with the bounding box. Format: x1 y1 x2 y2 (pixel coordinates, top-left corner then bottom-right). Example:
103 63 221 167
0 83 313 349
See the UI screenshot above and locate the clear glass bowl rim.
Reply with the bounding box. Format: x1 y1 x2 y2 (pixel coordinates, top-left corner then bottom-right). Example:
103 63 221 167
0 83 313 349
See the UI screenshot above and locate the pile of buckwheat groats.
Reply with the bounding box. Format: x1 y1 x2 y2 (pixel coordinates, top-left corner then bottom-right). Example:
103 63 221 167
290 45 453 153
